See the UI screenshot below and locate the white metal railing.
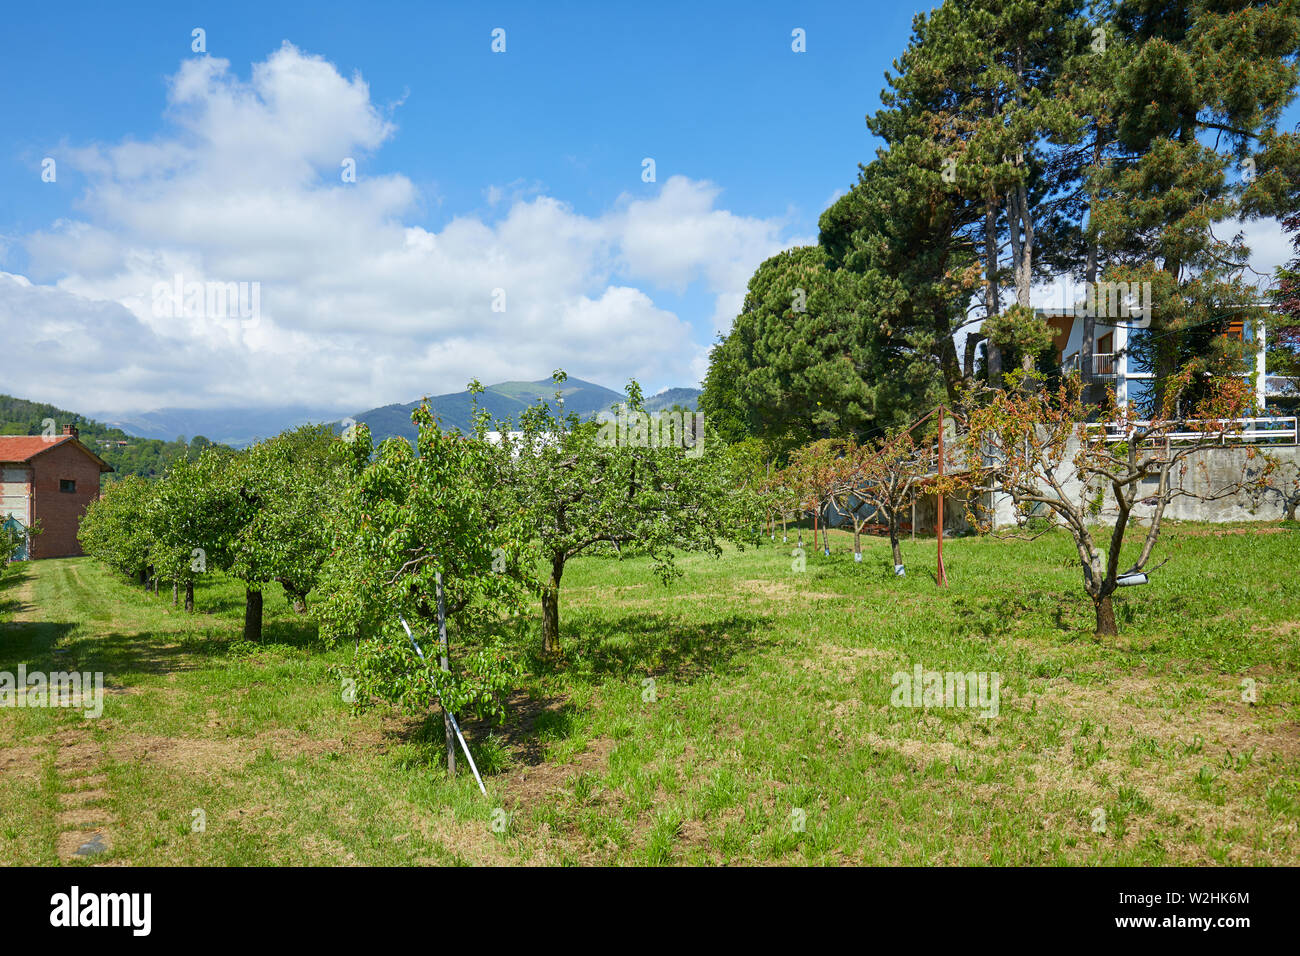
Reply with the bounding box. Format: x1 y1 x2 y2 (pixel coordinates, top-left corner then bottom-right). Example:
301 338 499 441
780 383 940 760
1060 352 1118 377
1091 416 1298 446
1266 375 1298 397
1093 353 1117 377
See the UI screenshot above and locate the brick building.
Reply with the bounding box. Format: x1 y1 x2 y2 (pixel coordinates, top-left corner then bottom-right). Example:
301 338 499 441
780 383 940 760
0 425 114 560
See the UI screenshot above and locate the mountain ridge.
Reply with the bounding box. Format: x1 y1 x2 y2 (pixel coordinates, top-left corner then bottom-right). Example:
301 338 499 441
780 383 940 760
87 378 701 448
351 378 701 444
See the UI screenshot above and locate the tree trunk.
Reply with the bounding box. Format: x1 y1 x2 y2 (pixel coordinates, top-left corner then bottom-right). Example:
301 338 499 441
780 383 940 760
984 197 1003 383
138 568 148 587
889 521 903 570
280 580 308 614
1094 593 1118 636
185 580 194 613
243 588 263 642
541 557 564 655
172 581 178 606
853 526 861 558
1081 130 1102 408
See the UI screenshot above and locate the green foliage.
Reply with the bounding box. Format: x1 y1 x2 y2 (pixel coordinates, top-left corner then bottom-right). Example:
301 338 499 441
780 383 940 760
1269 209 1300 395
141 446 241 602
0 518 38 570
705 0 1300 423
227 425 347 607
700 247 930 447
78 476 154 581
316 399 529 722
1091 0 1300 408
501 372 758 652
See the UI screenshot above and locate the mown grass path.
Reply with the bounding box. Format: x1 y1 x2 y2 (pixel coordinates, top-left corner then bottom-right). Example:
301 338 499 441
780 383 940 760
2 523 1298 865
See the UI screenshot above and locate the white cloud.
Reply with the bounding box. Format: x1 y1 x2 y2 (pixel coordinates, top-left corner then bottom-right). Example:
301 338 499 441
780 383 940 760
4 43 801 416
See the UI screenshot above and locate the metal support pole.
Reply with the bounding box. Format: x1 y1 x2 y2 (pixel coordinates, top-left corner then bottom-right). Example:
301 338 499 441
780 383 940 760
435 572 455 775
398 615 487 797
937 406 948 587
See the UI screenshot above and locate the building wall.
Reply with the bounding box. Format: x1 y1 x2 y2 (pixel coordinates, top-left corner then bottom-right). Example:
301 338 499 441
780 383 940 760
986 440 1300 528
29 444 103 559
1 466 32 525
1055 311 1266 412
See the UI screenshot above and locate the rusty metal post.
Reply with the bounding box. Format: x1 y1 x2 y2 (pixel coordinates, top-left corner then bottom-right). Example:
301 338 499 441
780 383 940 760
937 406 948 587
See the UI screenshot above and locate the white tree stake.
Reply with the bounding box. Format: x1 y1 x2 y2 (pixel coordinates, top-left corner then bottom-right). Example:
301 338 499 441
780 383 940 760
399 616 488 796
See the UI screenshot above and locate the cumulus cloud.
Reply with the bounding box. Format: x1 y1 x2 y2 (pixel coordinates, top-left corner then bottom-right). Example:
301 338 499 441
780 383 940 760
4 43 802 415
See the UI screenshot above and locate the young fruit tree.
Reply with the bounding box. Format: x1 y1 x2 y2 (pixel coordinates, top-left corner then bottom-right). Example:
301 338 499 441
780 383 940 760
315 402 530 771
831 430 932 573
964 372 1263 636
499 372 752 656
762 463 801 544
78 476 155 585
1260 456 1300 522
142 451 237 612
1 517 38 572
158 444 257 637
786 438 840 555
227 425 349 635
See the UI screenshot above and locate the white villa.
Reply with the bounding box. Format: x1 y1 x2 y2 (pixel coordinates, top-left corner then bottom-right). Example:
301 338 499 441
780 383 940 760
1041 307 1272 411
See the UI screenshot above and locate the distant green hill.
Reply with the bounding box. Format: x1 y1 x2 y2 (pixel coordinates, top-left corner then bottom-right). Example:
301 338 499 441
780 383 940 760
351 378 700 444
0 394 222 482
644 388 703 414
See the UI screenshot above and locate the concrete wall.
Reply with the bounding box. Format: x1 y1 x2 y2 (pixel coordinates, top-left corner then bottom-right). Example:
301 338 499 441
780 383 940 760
987 440 1300 528
818 440 1296 538
910 490 981 534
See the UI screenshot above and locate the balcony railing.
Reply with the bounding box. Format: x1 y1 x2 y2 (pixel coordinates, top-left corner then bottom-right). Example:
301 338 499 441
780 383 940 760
1060 352 1118 377
1266 375 1298 397
1091 416 1298 446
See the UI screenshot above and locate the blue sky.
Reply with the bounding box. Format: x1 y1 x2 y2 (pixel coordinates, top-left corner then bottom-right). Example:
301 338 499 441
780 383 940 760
2 1 910 229
0 1 1293 418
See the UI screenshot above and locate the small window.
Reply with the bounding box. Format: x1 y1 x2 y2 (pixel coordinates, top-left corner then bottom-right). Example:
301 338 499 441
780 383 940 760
59 479 76 493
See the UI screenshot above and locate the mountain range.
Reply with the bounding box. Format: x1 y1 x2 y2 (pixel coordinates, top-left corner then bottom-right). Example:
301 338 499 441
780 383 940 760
352 378 699 445
93 379 701 448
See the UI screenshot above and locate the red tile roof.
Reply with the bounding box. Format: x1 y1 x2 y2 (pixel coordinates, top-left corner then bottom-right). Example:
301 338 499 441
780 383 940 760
0 435 113 471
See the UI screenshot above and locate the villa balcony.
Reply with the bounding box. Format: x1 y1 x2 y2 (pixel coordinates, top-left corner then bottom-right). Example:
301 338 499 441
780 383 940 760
1060 352 1118 377
1266 375 1298 398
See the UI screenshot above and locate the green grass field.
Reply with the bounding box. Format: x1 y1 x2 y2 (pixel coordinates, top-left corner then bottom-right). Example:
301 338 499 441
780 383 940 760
1 523 1298 865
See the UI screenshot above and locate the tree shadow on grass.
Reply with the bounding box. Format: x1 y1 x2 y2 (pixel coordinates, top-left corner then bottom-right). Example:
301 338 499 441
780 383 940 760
257 617 326 653
951 590 1083 638
458 690 580 771
0 565 80 670
0 620 76 673
538 610 776 684
0 564 33 619
415 611 775 775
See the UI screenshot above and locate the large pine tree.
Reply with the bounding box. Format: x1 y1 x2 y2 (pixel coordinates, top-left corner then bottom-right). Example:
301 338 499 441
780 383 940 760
1094 0 1300 409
